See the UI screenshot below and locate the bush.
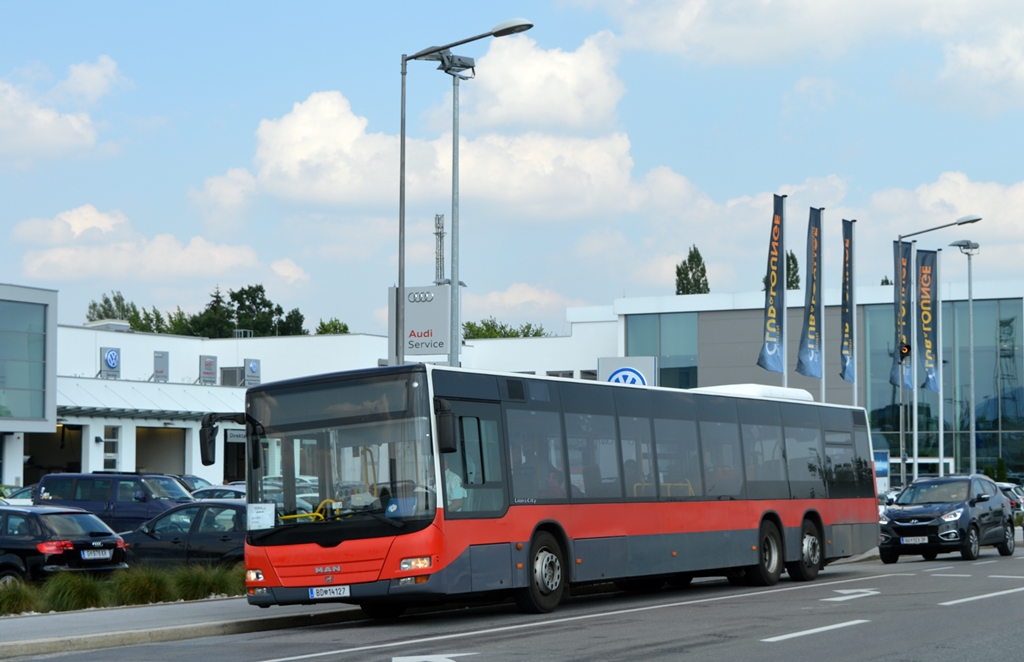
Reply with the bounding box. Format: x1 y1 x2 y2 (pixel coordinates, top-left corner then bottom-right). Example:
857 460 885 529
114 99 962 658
44 573 106 612
171 564 244 601
110 566 174 605
0 578 39 616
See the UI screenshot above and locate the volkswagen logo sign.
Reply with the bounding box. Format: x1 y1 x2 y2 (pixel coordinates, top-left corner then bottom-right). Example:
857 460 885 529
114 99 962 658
249 361 259 373
408 291 434 303
104 349 120 369
608 367 646 386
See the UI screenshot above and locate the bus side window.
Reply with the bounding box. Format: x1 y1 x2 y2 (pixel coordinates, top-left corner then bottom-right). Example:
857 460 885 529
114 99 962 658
506 408 566 504
696 396 744 499
619 416 657 499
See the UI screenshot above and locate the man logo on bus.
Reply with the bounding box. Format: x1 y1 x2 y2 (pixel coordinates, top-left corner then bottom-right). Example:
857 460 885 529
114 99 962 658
608 367 646 386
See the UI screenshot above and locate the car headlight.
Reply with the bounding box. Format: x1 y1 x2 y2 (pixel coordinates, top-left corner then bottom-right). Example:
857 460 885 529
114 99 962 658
879 513 889 525
941 508 963 522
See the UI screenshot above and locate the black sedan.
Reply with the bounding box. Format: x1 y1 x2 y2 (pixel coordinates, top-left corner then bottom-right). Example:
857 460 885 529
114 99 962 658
879 474 1015 563
119 500 245 567
0 505 128 584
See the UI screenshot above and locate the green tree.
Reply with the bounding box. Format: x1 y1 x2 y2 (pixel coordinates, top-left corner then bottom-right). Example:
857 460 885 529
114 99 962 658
166 307 193 336
87 291 139 323
880 275 893 286
675 245 710 295
463 317 548 339
762 249 800 291
190 287 236 339
229 284 307 336
315 318 350 334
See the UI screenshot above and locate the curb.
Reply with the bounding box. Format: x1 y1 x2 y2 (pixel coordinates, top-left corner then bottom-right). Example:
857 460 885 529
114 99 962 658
0 607 363 660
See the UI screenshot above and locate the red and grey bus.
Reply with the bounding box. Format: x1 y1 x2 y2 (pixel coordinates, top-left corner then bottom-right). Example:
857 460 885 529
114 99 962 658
200 364 879 618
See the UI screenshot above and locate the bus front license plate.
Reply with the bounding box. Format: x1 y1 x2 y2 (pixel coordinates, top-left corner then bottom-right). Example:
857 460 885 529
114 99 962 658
309 586 350 599
900 536 928 545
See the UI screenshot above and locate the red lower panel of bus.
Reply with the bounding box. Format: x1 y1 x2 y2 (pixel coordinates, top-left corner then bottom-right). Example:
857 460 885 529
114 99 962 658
246 498 876 593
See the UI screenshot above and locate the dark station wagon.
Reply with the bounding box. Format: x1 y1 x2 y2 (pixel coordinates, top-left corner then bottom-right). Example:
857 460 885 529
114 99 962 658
0 505 128 585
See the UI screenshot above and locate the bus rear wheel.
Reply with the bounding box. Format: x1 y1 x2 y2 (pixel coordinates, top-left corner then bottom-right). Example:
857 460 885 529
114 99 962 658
746 521 783 586
514 532 565 614
786 519 822 582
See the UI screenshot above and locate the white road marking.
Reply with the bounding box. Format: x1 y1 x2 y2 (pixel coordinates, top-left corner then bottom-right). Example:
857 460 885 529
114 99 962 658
821 589 879 602
932 574 971 577
393 656 477 662
923 566 954 572
989 575 1024 579
761 620 870 642
972 560 997 566
939 585 1024 606
255 574 913 662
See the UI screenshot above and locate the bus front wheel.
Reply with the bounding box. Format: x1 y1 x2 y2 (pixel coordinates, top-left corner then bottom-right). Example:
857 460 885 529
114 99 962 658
514 532 565 614
746 521 783 586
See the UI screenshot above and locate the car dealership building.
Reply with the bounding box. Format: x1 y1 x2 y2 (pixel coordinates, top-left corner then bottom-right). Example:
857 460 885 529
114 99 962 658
2 279 1023 488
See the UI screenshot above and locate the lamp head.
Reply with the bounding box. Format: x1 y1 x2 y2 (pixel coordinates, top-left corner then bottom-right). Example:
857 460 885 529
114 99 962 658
950 239 980 254
955 214 982 225
491 18 533 37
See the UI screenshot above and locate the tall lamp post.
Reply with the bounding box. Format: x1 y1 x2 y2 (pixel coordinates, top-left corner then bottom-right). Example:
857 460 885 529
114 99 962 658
951 239 980 475
894 214 981 486
396 18 533 367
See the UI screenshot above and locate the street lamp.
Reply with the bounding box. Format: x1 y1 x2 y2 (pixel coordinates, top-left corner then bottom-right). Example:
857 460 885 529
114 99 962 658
396 18 534 367
894 214 981 487
951 239 981 475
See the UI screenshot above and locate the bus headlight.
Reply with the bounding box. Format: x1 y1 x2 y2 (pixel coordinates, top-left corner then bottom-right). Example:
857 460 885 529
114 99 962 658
400 557 432 571
246 569 264 582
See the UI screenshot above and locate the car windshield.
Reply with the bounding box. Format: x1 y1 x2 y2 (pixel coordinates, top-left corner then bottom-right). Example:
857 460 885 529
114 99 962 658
896 481 968 505
41 513 113 537
142 477 192 500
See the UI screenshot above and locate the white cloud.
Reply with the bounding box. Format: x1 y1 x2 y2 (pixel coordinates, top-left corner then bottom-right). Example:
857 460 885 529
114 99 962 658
14 205 260 282
938 27 1024 112
0 81 96 164
271 258 310 284
189 167 258 232
462 33 624 130
46 55 128 105
12 204 129 245
462 283 590 322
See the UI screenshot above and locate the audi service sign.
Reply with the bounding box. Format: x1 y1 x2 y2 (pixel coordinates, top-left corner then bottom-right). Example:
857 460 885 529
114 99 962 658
388 284 452 360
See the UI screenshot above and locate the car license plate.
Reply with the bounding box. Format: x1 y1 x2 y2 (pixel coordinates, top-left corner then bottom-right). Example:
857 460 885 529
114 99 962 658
309 586 350 599
81 549 112 560
900 536 928 545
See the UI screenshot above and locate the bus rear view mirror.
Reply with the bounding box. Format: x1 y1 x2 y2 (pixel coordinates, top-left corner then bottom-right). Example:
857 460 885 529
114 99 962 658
435 398 458 453
199 424 218 466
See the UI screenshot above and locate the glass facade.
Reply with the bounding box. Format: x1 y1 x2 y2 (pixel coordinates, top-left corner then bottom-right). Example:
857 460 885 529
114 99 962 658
0 300 47 419
626 313 698 388
863 298 1024 480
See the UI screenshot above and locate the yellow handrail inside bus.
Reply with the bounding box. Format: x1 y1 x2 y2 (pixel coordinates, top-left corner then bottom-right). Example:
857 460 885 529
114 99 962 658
660 480 695 497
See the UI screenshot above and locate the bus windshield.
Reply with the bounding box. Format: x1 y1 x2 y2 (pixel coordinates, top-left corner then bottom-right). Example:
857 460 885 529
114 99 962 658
246 371 436 529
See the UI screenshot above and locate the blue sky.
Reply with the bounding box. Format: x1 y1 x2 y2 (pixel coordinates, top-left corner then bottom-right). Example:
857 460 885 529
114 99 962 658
3 1 1023 336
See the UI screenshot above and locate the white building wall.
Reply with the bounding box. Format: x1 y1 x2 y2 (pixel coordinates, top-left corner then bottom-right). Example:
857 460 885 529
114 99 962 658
2 433 24 486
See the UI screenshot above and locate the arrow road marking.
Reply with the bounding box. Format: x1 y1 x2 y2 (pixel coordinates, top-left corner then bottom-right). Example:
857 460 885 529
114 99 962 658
821 589 879 602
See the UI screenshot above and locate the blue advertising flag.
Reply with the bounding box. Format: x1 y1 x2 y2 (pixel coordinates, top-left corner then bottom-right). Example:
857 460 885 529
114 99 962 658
757 195 785 374
840 220 855 383
916 250 939 392
889 240 913 389
797 208 823 378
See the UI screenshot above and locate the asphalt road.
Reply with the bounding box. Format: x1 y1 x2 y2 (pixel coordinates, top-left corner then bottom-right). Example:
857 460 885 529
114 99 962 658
19 550 1024 662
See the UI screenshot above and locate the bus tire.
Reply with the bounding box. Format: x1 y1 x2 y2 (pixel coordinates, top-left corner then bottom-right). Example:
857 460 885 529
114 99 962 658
360 602 406 620
746 520 783 586
786 519 822 582
514 532 565 614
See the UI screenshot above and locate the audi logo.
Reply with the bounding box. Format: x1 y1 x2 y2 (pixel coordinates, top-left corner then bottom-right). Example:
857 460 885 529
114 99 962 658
408 292 434 303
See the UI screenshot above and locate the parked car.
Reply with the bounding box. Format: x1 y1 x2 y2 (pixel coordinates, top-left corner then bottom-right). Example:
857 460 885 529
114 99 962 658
172 474 214 492
879 474 1015 564
192 485 245 500
2 485 36 506
119 500 245 567
34 473 193 531
997 482 1024 528
0 505 128 585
